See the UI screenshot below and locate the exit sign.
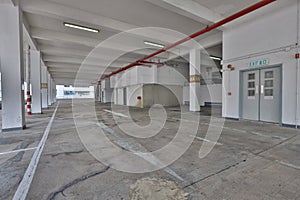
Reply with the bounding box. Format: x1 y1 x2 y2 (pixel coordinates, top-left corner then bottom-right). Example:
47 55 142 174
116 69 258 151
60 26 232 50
249 59 269 67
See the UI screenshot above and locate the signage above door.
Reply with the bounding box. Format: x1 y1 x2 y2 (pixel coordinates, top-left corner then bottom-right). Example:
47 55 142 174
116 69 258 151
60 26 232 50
249 59 269 67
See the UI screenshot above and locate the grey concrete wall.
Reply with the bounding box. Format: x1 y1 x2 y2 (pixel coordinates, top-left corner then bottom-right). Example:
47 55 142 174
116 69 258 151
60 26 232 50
142 84 183 107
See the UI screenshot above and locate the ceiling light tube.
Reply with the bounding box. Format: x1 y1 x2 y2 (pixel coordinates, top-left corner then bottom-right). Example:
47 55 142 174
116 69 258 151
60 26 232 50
210 55 222 61
144 41 165 48
64 22 99 33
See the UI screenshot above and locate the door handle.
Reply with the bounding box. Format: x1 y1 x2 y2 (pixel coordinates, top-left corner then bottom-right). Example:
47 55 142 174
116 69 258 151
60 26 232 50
255 85 259 94
261 85 264 94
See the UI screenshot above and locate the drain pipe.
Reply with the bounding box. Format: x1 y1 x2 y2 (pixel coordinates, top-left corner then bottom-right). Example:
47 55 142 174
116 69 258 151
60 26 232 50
296 0 300 128
100 0 276 80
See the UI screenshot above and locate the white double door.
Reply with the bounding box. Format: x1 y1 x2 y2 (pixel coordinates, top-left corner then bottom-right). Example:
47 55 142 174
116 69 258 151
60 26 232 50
242 67 281 123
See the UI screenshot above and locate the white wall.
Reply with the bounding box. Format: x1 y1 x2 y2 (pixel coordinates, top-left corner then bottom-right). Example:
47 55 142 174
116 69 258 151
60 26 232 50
102 89 113 103
158 66 187 86
111 65 189 89
222 1 300 125
183 85 189 105
110 63 223 107
110 65 189 107
101 79 113 103
223 3 298 60
110 67 139 88
0 73 2 102
137 66 153 84
127 84 143 107
200 85 222 106
183 84 222 106
41 66 48 108
116 88 124 105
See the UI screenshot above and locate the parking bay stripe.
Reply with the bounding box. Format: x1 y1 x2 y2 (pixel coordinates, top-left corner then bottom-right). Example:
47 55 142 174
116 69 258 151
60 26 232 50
96 122 189 185
0 147 38 156
13 102 59 200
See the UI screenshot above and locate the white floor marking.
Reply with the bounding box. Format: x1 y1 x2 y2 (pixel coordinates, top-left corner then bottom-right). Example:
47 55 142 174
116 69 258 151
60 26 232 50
134 151 187 183
0 147 37 156
13 102 60 200
96 122 118 136
191 135 223 146
103 109 129 118
172 117 286 140
250 131 286 140
276 160 300 170
96 122 188 185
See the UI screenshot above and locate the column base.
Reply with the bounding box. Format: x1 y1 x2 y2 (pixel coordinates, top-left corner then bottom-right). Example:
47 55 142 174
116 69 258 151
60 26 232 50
2 125 26 132
31 112 42 115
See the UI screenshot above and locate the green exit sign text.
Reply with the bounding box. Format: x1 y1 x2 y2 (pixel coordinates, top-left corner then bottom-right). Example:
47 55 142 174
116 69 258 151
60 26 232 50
249 59 269 67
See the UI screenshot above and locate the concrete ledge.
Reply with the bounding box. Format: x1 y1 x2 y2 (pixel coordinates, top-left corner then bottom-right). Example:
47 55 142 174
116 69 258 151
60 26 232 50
31 112 42 115
225 117 240 121
282 123 300 129
204 102 222 108
2 125 26 132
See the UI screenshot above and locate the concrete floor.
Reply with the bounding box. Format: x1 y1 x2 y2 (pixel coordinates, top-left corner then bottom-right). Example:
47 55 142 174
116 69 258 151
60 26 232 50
0 100 300 200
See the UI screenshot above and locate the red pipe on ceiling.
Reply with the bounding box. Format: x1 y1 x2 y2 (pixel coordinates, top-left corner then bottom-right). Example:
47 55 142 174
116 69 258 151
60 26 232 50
100 0 276 80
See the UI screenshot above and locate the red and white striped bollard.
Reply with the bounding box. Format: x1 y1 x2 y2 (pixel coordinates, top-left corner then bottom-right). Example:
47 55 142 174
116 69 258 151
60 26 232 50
26 91 31 115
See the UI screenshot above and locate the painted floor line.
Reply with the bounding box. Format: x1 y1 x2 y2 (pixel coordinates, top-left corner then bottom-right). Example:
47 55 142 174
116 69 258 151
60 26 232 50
96 122 188 185
103 109 129 118
13 102 60 200
96 122 118 136
0 147 37 156
172 117 286 140
277 160 300 170
191 135 223 146
250 131 286 140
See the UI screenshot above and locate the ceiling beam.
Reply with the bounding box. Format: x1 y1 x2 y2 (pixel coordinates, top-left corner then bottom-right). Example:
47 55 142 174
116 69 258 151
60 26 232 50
31 28 99 47
45 62 118 70
144 0 222 25
40 47 141 63
21 0 137 32
22 0 215 50
31 28 172 60
22 11 47 66
43 55 128 68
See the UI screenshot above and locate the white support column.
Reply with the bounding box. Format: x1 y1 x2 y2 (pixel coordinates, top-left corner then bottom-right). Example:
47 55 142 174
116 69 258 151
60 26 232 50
0 4 26 130
30 50 42 114
189 49 201 112
152 64 158 83
24 42 31 115
51 78 56 103
48 72 52 106
94 84 99 101
41 65 48 108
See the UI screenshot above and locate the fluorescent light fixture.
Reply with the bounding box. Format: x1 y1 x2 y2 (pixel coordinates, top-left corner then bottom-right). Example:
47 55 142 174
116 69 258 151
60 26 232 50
64 22 99 33
144 41 165 48
210 55 222 61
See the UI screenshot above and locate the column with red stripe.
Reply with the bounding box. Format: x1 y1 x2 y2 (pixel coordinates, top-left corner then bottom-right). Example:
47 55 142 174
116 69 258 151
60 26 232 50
26 90 31 115
25 42 31 116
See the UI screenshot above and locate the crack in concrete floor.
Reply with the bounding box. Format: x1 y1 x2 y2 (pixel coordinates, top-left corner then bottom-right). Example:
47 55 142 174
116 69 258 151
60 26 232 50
47 166 110 200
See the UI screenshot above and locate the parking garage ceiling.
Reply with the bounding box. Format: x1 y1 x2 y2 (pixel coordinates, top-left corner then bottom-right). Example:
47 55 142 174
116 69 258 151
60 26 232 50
19 0 286 86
